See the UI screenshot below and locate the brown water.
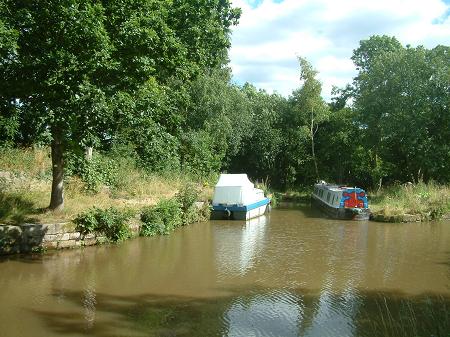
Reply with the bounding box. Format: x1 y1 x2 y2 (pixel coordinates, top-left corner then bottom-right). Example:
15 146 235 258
1 206 449 337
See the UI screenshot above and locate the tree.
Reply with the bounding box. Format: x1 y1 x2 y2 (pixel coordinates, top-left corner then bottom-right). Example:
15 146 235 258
352 35 450 184
228 84 285 184
0 0 241 210
288 57 329 182
1 0 114 210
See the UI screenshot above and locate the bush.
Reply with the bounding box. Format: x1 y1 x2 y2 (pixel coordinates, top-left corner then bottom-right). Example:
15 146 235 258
65 153 119 193
176 182 200 225
140 198 182 236
74 207 132 242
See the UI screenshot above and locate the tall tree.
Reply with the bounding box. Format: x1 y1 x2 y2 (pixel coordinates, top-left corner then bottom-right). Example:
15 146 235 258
289 57 329 181
352 35 450 184
1 0 113 210
0 0 241 210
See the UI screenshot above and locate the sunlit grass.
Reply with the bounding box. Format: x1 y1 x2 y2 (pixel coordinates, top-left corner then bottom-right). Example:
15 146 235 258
369 182 450 219
0 148 213 224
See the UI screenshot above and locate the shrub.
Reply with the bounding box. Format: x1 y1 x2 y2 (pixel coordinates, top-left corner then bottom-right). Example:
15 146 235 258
74 207 132 242
176 182 199 225
65 153 119 193
176 182 212 225
140 198 182 236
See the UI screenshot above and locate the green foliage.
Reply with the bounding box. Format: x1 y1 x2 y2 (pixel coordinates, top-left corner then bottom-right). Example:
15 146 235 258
140 183 210 236
140 198 182 236
74 207 132 242
228 84 285 186
370 182 450 220
65 153 119 192
1 2 449 210
351 36 450 185
176 182 210 225
179 130 223 176
0 0 240 210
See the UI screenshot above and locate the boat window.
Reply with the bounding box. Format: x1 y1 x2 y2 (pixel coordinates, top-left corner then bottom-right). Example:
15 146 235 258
326 192 330 202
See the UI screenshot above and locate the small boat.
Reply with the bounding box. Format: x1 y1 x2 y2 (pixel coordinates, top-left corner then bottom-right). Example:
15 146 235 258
211 174 270 220
312 181 370 220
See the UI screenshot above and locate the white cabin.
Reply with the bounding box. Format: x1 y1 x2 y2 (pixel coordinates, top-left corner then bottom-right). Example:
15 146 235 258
212 174 264 206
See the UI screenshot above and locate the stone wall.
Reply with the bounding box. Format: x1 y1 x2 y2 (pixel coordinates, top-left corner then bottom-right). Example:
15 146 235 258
0 221 141 255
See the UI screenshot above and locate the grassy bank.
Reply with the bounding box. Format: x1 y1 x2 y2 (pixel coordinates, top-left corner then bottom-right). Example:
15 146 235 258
369 182 450 220
277 182 450 222
0 147 213 225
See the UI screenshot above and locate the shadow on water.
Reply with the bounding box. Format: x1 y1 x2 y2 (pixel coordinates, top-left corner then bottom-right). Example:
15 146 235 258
31 288 450 337
0 252 45 264
276 201 330 220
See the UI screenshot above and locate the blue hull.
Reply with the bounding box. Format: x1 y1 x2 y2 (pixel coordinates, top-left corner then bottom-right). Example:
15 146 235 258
211 198 270 220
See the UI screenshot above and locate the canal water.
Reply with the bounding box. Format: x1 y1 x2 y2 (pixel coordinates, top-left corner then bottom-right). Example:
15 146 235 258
1 206 449 337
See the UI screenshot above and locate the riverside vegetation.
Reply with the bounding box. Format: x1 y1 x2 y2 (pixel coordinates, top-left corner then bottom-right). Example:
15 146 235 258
0 1 449 228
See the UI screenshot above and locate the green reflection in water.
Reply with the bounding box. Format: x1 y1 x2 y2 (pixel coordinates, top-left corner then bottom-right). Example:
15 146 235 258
32 288 450 337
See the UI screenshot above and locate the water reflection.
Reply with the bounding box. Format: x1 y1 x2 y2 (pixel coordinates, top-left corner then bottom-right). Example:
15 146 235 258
224 290 301 337
26 288 450 337
214 216 267 275
0 209 449 336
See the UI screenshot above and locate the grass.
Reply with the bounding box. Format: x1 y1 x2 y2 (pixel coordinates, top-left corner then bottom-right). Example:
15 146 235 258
0 147 213 225
279 189 313 203
369 182 450 219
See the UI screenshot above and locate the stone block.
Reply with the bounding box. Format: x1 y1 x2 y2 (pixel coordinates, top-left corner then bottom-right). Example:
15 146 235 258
42 234 57 242
21 223 45 236
60 223 76 232
42 241 58 250
83 233 96 240
55 233 70 241
69 232 81 240
42 222 71 235
83 238 97 246
42 223 59 235
58 240 79 249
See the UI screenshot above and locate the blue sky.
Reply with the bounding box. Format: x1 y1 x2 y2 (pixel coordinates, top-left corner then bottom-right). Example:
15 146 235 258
229 0 450 100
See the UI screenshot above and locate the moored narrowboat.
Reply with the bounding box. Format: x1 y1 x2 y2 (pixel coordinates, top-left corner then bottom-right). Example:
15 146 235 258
312 181 370 220
211 174 270 220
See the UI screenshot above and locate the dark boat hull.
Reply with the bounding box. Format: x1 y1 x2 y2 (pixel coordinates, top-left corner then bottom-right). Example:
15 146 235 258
312 197 370 220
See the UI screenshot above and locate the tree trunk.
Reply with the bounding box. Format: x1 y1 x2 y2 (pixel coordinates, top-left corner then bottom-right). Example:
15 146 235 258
310 108 319 180
311 135 319 180
49 129 64 211
85 146 93 161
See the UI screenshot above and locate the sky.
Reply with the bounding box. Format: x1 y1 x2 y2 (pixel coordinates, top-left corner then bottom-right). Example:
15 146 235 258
229 0 450 100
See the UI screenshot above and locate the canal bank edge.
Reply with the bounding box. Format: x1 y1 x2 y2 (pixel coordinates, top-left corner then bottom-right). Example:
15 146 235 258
0 200 209 256
0 220 142 255
370 212 450 223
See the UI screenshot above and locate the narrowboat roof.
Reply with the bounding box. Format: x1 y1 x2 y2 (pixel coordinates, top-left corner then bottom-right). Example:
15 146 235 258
314 181 366 192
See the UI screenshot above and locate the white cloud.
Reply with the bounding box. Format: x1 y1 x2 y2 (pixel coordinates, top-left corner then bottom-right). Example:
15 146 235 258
229 0 450 100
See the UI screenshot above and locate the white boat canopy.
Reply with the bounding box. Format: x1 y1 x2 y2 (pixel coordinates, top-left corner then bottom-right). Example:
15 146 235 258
212 174 261 206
